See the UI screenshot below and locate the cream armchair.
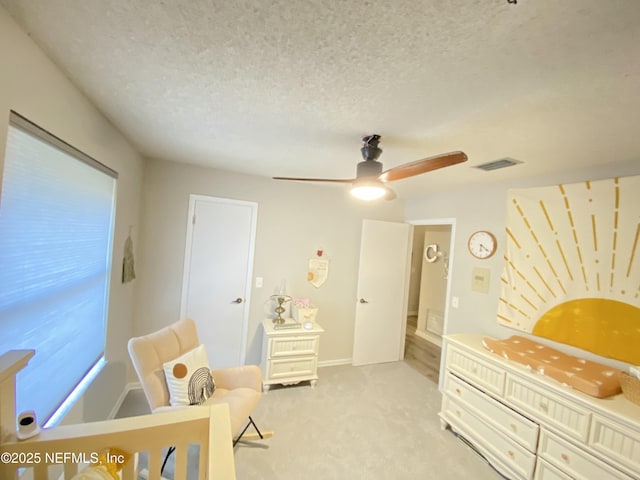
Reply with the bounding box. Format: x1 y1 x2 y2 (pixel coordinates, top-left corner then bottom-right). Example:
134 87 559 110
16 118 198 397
128 318 272 454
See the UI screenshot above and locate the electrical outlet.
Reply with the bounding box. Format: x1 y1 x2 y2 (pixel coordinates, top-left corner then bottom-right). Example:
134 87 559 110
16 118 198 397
255 277 263 288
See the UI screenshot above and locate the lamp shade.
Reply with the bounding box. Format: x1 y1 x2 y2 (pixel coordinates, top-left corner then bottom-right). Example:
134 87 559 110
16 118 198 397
350 179 386 200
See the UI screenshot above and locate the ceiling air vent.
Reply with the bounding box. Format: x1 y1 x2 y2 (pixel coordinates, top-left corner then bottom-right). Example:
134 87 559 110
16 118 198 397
473 157 523 171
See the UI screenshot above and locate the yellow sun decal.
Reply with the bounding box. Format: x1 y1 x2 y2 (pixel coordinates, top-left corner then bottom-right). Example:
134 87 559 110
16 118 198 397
533 299 640 364
498 175 640 363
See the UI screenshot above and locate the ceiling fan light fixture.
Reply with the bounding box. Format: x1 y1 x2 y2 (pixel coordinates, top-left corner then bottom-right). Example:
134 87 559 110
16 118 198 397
350 179 386 200
272 135 467 201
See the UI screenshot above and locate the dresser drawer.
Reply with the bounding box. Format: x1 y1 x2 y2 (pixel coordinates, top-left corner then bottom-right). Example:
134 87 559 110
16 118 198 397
441 395 536 480
538 429 634 480
269 335 319 358
266 356 317 380
534 458 572 480
445 373 539 452
446 345 506 397
589 414 640 475
505 375 591 442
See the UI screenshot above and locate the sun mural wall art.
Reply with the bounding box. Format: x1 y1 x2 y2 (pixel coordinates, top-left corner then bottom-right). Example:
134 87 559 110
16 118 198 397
498 175 640 365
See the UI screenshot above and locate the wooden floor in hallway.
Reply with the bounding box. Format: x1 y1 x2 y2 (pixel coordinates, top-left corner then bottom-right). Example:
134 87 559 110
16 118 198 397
404 315 442 384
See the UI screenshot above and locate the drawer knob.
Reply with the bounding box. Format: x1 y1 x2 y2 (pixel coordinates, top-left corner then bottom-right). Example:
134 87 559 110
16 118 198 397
539 402 549 412
455 388 461 395
510 423 517 431
508 450 514 458
561 453 569 463
455 410 461 417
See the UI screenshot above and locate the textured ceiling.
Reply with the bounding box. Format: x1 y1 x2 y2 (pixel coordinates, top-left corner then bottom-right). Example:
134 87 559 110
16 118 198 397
2 0 639 198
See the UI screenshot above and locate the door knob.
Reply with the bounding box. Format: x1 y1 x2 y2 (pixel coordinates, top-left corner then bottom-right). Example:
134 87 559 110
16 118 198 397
232 297 243 304
359 298 369 304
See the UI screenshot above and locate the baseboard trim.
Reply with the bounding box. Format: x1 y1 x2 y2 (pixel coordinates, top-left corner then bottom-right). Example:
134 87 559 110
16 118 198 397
414 329 443 347
318 358 352 368
108 382 141 420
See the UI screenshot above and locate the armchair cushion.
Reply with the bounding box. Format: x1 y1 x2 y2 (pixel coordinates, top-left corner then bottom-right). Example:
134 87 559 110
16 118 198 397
162 344 215 406
202 386 261 436
128 318 200 411
211 365 262 392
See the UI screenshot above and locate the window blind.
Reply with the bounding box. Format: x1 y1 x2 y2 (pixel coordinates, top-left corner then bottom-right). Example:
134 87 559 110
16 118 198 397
0 112 117 423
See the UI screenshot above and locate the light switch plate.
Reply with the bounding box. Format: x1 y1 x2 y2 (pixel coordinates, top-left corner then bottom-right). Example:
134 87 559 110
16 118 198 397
471 267 491 294
451 296 459 308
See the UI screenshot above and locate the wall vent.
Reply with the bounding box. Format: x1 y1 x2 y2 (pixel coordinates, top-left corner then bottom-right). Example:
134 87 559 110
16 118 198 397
473 157 523 171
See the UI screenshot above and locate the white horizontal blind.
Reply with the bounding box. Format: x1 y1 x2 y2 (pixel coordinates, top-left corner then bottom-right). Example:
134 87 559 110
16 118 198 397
0 112 117 423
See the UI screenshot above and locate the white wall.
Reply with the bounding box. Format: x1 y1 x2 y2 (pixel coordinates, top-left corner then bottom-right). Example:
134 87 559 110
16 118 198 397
0 6 145 423
133 158 405 368
405 159 640 367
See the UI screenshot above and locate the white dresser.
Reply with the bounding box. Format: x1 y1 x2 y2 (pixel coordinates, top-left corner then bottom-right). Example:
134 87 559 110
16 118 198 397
260 319 324 391
439 333 640 480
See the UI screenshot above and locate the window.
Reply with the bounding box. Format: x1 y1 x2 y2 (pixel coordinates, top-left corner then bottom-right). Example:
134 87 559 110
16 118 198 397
0 111 117 424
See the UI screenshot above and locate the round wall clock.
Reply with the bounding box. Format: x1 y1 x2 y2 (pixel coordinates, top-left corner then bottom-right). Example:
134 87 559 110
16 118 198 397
468 230 497 259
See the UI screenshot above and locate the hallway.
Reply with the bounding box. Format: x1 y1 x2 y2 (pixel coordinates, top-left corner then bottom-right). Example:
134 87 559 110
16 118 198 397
404 315 441 384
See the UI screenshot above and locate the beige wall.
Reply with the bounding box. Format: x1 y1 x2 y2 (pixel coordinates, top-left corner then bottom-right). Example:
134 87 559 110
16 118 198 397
4 0 640 421
133 158 405 368
416 227 450 335
405 159 640 366
407 226 426 314
407 225 450 316
0 7 145 423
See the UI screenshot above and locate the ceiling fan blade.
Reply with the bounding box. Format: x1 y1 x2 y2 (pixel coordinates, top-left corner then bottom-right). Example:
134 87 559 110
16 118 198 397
378 151 468 183
272 176 354 183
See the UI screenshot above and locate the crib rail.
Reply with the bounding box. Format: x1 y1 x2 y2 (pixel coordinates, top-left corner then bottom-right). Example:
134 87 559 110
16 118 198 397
0 404 235 479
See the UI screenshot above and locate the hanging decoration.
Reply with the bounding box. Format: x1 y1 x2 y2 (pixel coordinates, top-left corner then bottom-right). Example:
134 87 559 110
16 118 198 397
122 227 136 283
307 248 329 288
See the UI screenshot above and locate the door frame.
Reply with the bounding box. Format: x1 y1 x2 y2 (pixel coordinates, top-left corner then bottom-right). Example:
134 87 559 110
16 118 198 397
405 217 456 387
180 194 258 365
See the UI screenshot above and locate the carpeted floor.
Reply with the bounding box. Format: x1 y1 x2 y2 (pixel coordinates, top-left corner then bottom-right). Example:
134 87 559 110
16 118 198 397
118 361 500 479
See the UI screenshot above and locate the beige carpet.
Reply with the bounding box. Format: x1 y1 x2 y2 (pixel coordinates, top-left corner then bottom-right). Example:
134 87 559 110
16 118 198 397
118 361 501 479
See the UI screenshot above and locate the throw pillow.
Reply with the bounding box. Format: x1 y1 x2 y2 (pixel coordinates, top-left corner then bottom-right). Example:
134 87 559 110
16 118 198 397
163 344 215 406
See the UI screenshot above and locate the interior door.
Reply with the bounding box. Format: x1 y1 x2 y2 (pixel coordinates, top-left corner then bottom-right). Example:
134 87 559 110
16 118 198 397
181 195 257 368
352 219 411 366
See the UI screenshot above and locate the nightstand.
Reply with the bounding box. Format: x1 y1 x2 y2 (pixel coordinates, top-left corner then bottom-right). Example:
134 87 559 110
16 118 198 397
260 319 324 392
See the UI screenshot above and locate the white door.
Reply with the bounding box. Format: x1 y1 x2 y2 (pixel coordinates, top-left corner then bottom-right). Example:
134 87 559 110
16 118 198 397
352 219 411 366
181 195 257 368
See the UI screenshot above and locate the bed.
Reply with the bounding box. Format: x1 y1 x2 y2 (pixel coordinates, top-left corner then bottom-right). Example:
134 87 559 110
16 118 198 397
0 350 237 479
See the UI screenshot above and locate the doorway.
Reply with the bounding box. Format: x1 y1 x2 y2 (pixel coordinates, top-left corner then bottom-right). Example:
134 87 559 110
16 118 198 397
403 219 455 383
